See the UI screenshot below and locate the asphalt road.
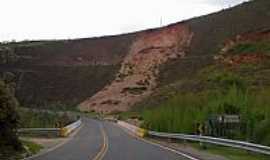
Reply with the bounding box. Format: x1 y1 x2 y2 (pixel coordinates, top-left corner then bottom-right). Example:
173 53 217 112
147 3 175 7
30 118 189 160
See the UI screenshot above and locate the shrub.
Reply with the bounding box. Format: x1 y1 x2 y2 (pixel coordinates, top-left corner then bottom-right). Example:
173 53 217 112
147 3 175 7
0 80 22 156
207 70 246 90
254 119 270 146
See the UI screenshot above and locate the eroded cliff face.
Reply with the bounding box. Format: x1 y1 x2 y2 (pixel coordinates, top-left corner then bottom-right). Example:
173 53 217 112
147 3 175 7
79 24 193 113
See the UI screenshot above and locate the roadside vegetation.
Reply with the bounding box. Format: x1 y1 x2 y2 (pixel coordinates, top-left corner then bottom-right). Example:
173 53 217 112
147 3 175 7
21 140 43 157
0 78 77 159
142 86 270 145
18 108 77 128
0 80 22 159
190 142 270 160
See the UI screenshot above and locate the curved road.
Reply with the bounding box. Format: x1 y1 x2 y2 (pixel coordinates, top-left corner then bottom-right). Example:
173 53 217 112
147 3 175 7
30 118 190 160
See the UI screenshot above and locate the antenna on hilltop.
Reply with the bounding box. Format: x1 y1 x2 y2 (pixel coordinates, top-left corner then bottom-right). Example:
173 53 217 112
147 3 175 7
159 16 163 27
160 16 163 27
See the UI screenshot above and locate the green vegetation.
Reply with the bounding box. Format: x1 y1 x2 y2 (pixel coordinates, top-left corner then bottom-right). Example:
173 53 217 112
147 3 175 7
0 80 22 159
202 67 246 90
140 50 270 145
21 140 43 155
228 41 270 55
190 142 270 160
142 81 270 145
18 108 77 128
0 140 43 160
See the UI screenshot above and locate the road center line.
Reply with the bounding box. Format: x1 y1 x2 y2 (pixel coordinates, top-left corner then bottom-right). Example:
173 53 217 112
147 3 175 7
92 122 108 160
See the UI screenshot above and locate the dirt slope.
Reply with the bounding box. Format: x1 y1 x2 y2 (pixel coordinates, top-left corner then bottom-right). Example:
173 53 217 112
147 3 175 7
79 24 193 113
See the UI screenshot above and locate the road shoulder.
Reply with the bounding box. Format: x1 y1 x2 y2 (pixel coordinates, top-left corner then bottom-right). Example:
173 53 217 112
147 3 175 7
23 123 84 160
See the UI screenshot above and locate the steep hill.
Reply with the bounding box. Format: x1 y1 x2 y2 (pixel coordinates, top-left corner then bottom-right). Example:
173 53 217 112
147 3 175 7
1 0 270 112
81 0 270 113
79 24 193 113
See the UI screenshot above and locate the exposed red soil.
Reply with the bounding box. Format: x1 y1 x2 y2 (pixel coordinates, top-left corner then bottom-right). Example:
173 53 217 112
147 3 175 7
221 29 270 54
217 29 270 66
79 24 193 113
221 53 270 66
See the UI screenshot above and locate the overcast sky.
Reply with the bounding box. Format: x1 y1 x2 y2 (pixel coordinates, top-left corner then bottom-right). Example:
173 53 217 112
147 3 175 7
0 0 248 42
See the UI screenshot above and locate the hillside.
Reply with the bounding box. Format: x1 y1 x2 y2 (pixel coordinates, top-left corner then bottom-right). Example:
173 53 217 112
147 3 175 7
1 0 270 112
81 0 270 113
0 34 136 108
79 24 193 113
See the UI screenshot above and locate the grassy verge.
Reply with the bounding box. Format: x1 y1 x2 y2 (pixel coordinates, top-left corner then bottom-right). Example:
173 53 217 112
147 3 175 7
21 140 43 156
18 107 77 128
0 140 43 160
190 142 270 160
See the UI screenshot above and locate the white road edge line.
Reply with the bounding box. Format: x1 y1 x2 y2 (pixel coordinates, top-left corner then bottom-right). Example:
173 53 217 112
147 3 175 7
116 123 200 160
141 138 200 160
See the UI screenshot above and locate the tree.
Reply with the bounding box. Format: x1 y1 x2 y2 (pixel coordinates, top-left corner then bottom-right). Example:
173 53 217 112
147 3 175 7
0 80 22 155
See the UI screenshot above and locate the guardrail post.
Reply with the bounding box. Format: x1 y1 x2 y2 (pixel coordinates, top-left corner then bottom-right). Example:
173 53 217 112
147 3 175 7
60 127 68 137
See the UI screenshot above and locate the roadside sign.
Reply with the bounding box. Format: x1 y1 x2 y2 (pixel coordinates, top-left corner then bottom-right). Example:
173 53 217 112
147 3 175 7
223 115 240 123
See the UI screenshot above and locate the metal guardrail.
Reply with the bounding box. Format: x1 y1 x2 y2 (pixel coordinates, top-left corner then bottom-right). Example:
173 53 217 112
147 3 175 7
148 131 270 156
60 119 82 137
18 128 60 132
117 121 147 137
18 128 60 137
18 119 82 137
117 120 270 155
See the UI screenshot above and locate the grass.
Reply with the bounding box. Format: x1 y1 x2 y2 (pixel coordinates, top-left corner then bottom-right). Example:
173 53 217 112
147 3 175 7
190 142 270 160
228 41 270 55
21 140 43 155
0 140 43 160
141 83 270 145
